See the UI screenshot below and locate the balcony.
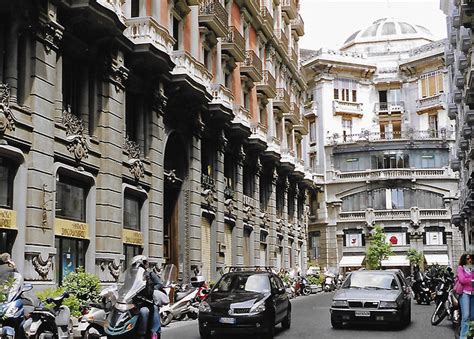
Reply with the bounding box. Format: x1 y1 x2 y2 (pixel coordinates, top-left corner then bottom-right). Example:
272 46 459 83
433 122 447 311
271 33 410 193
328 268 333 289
257 70 277 98
304 101 317 117
326 128 454 145
274 29 288 54
198 0 229 38
171 51 213 92
265 136 282 157
240 50 263 82
231 104 251 131
274 88 291 112
331 167 457 182
281 148 296 170
333 100 363 117
260 6 274 37
97 0 125 23
281 0 298 19
375 101 405 114
339 208 450 224
124 16 175 54
291 14 304 36
210 83 234 110
416 94 445 113
235 0 260 16
250 122 268 145
284 102 301 125
293 116 308 134
222 26 246 62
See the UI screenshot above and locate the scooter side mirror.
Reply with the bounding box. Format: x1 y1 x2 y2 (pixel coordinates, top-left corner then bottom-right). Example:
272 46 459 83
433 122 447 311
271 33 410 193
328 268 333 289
23 283 33 292
277 287 286 295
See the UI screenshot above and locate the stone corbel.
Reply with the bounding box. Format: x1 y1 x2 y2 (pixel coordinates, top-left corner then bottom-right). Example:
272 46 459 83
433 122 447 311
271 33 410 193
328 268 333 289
152 85 168 116
237 146 246 167
36 8 64 53
108 261 121 281
224 198 235 215
0 84 15 135
105 51 129 92
32 255 53 280
124 137 144 180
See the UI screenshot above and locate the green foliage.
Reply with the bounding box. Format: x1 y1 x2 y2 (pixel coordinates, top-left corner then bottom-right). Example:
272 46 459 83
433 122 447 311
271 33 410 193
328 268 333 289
318 274 325 285
208 280 216 289
62 267 101 304
366 225 393 270
0 277 16 303
36 287 82 317
406 248 424 267
306 275 320 285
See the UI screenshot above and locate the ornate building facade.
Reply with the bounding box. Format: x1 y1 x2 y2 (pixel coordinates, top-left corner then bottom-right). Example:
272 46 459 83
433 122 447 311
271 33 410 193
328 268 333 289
302 18 463 273
0 0 313 286
442 0 474 253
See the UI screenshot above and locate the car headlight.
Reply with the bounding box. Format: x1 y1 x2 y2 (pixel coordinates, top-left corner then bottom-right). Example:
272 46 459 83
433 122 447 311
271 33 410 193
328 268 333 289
199 301 211 313
5 304 18 317
114 303 134 312
249 302 266 313
379 301 398 309
331 300 348 308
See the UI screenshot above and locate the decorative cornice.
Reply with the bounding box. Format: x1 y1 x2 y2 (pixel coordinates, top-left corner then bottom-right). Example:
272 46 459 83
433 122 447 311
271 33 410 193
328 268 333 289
36 18 64 53
62 107 89 162
0 84 15 135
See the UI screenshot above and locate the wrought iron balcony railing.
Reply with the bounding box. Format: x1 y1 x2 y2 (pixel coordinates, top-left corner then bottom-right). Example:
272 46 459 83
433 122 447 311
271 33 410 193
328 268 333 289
240 50 263 82
374 101 405 114
222 26 246 62
274 88 291 112
281 0 298 19
198 0 229 38
257 70 277 98
291 14 304 36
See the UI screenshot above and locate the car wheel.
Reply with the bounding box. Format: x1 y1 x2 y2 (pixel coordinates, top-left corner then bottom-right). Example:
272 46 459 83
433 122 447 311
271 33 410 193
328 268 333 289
281 308 291 330
331 315 343 329
431 301 447 326
199 327 212 339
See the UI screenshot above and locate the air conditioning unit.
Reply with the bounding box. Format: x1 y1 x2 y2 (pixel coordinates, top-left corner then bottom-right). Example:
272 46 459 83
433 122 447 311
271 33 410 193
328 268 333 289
444 49 455 66
460 27 472 53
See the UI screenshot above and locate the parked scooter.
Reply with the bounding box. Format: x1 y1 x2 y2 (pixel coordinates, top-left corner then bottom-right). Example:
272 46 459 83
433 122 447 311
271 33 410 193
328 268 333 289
299 277 311 296
323 275 335 292
430 275 453 325
0 270 34 338
25 292 73 339
77 285 118 338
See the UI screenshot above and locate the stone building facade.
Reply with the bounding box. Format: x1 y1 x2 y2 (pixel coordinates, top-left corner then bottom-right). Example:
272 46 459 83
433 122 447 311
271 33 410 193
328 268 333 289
441 0 474 253
0 0 313 286
301 18 463 273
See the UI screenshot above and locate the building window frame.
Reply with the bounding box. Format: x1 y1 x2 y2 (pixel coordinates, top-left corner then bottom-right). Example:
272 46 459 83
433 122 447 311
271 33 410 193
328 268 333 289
0 158 14 209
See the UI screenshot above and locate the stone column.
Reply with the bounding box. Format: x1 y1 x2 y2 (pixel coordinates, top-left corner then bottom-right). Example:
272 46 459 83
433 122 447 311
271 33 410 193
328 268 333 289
23 3 64 285
235 146 245 266
215 130 227 275
94 49 129 282
4 21 19 102
268 162 277 268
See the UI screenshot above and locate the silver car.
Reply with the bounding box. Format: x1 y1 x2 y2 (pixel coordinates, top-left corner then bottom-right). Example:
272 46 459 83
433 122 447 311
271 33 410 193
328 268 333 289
330 270 411 328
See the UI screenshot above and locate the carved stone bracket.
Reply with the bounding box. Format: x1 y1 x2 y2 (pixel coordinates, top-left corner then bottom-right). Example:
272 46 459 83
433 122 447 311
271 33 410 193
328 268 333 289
202 188 215 206
272 168 279 185
217 131 228 154
36 17 64 53
224 198 235 215
256 158 263 176
237 146 246 166
0 84 15 135
32 255 53 279
62 107 89 162
124 137 144 180
243 205 253 221
105 51 129 91
152 86 168 115
108 261 121 281
365 208 375 229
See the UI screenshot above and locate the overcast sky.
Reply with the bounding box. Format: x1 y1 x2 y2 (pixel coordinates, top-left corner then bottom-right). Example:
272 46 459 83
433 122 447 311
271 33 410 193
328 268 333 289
299 0 447 50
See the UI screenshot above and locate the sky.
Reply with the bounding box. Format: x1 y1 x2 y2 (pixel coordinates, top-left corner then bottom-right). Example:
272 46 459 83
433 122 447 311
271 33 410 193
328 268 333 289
299 0 448 50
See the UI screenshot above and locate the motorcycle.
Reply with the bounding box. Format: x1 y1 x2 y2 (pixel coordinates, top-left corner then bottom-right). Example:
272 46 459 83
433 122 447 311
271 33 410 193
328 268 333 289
430 275 453 325
323 275 335 292
77 285 118 338
299 277 311 296
159 275 206 326
26 292 73 339
412 278 431 305
104 265 156 338
0 270 34 338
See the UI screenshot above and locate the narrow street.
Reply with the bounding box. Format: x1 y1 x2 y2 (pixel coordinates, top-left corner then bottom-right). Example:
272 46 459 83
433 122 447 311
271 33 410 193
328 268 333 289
162 292 454 339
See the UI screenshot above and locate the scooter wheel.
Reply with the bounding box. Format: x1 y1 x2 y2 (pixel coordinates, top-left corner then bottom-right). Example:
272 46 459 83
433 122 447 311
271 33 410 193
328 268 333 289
302 287 311 296
161 311 173 326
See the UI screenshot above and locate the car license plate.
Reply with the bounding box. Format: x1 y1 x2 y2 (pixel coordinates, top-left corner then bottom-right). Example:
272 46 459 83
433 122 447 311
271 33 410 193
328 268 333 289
355 311 370 317
219 317 236 324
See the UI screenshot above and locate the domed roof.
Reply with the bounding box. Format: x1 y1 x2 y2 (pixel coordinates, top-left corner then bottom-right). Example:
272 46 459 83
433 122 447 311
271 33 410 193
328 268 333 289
341 18 434 51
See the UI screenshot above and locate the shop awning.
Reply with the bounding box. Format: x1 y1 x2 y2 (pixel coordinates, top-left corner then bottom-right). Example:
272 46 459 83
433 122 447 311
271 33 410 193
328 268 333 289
339 256 365 267
381 255 410 267
425 254 449 266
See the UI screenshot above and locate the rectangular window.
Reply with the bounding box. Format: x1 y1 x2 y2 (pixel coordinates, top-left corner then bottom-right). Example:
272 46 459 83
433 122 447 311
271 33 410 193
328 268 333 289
345 233 362 247
309 192 318 216
0 159 13 209
352 90 357 102
333 88 339 100
243 166 254 197
385 232 407 246
420 71 444 98
309 153 317 172
123 194 141 231
334 78 356 102
309 120 317 144
426 231 443 245
56 178 86 222
172 17 180 51
55 237 87 283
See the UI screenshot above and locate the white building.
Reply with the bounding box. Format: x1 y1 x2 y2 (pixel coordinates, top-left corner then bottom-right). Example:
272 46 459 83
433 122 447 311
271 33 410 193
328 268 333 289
301 18 462 274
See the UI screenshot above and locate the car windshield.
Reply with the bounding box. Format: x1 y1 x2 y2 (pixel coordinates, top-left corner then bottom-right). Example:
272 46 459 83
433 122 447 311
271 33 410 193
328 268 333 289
342 272 399 290
213 274 271 294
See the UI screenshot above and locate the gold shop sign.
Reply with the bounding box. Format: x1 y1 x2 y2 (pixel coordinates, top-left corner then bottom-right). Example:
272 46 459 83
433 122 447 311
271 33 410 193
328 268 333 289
123 229 144 246
0 209 16 230
55 218 89 239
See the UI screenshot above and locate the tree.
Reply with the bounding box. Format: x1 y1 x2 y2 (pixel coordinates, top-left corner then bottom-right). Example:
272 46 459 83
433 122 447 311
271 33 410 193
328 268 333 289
406 248 424 270
366 225 393 270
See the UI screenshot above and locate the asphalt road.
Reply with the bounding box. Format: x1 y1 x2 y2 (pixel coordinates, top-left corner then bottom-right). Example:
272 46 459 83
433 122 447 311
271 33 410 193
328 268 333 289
161 291 455 339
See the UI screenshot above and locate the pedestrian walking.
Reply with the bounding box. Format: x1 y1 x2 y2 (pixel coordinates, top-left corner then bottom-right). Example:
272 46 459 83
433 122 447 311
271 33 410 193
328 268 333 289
457 253 474 339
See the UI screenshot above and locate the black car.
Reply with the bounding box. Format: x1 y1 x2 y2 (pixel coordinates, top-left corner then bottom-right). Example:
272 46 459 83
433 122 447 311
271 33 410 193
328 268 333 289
198 267 291 339
330 270 411 328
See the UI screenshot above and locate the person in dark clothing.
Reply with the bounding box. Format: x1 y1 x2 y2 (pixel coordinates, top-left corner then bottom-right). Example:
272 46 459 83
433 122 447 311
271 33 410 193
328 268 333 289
130 255 162 339
412 264 424 301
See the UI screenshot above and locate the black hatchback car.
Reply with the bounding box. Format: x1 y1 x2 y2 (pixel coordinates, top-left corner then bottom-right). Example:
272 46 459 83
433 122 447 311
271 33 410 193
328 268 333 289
198 267 291 339
330 270 411 328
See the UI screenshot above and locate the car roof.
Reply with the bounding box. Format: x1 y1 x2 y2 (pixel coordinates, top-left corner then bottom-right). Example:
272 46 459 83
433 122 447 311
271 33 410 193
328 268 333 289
350 270 397 275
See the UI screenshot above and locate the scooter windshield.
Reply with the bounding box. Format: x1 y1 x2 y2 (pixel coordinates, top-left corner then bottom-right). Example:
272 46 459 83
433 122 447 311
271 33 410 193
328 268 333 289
117 266 146 304
162 264 177 287
0 271 22 303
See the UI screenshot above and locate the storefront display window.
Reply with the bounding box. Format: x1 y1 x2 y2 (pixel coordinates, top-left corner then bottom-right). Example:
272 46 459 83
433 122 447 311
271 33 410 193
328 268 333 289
55 237 87 283
56 178 86 222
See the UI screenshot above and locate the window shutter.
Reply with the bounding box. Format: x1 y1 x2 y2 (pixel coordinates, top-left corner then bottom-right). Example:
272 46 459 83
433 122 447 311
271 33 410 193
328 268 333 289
442 231 447 245
406 232 410 244
428 75 436 97
343 234 346 246
437 73 444 93
420 78 427 97
362 234 366 246
423 232 426 245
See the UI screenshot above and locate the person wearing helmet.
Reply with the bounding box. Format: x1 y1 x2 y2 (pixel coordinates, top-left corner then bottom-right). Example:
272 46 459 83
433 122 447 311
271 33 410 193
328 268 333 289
131 255 163 339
